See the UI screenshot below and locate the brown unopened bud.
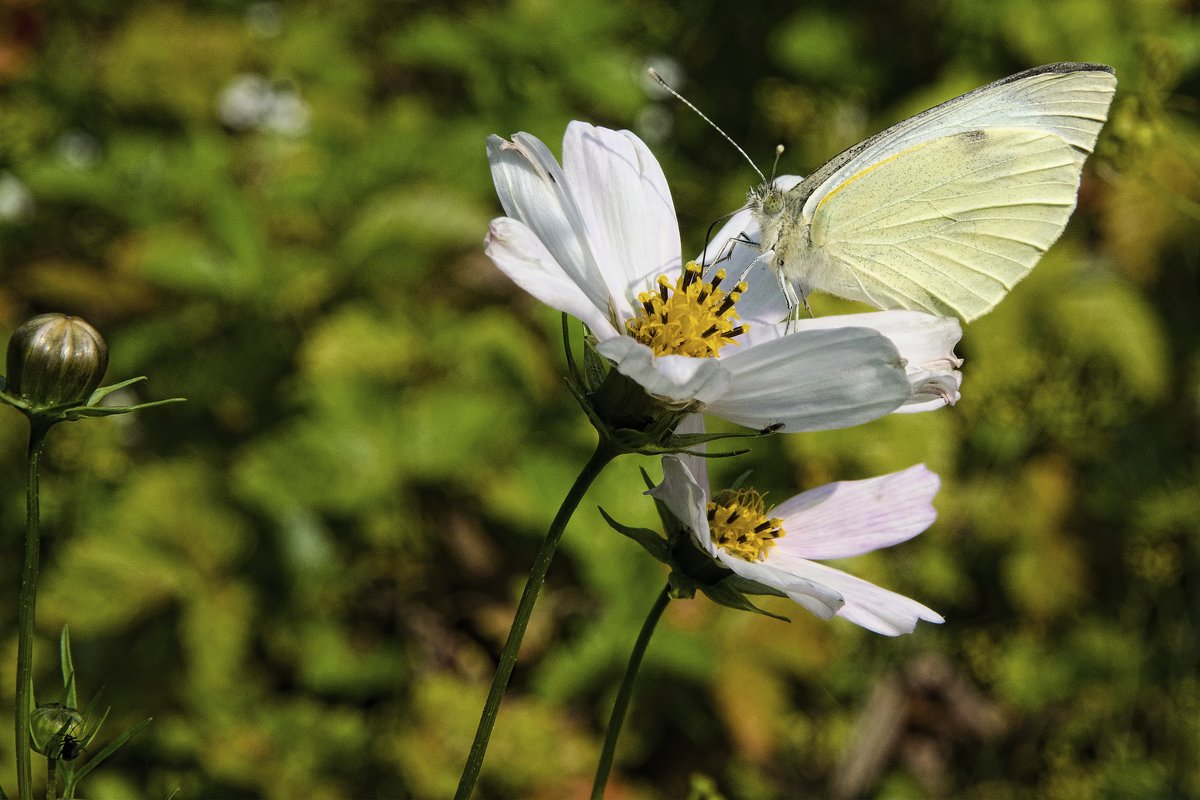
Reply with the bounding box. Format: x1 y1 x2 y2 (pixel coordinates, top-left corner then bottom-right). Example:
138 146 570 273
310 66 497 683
6 313 108 409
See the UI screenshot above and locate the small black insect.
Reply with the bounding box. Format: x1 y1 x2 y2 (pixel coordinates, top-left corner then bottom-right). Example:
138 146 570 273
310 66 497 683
58 732 84 761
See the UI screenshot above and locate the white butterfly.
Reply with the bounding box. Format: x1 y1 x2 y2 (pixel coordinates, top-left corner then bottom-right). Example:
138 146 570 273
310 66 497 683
744 62 1116 322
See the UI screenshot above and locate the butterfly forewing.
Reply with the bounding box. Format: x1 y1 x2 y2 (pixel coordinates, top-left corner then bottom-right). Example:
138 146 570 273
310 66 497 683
764 63 1116 321
798 64 1116 218
811 129 1086 320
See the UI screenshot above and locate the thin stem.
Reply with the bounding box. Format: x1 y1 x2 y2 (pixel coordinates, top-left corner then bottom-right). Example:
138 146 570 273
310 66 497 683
591 584 671 800
17 420 51 800
45 757 57 800
455 439 619 800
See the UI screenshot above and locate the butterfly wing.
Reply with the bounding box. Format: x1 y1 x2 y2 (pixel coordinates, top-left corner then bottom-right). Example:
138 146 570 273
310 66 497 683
791 63 1115 320
809 128 1086 320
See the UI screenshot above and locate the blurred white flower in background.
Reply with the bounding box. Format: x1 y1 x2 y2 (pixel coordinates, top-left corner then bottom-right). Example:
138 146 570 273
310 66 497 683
0 172 33 222
218 74 311 137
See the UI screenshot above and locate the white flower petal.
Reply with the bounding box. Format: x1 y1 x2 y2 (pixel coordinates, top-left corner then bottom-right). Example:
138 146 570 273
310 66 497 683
651 456 718 557
897 372 962 413
742 311 963 410
768 558 944 636
596 336 732 404
731 259 790 327
656 456 844 619
563 122 682 320
484 218 618 337
487 133 612 317
671 414 710 496
772 465 939 559
716 554 845 620
706 327 910 431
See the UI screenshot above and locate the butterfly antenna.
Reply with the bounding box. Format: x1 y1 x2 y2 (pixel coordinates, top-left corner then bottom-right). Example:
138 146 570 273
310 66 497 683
770 144 784 181
648 68 765 183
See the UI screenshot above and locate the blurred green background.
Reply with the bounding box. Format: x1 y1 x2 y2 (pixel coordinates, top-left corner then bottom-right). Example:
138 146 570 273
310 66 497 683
1 1 1198 798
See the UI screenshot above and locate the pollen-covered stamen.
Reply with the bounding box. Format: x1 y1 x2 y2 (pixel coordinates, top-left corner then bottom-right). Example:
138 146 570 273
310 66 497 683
708 488 785 563
626 261 751 358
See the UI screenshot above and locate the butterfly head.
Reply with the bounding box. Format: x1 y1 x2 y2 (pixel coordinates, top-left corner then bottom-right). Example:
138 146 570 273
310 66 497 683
749 181 785 218
748 180 789 259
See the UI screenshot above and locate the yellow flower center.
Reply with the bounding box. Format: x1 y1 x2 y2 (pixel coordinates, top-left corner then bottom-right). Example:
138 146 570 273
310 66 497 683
626 262 749 357
708 488 785 562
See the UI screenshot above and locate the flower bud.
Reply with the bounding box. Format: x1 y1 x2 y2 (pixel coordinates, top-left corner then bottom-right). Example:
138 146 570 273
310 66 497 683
6 313 108 409
30 703 83 756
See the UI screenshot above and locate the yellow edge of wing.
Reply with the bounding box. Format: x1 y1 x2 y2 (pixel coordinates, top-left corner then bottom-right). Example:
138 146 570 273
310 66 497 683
814 139 939 213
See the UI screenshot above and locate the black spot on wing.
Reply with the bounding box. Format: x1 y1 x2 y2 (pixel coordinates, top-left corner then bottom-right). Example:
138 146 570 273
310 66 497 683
955 129 989 150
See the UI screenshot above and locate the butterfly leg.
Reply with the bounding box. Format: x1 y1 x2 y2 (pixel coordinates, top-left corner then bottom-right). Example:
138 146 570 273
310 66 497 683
779 276 799 333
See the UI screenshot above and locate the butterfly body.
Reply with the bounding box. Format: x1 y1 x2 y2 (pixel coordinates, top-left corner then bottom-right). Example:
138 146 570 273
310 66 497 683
748 63 1117 322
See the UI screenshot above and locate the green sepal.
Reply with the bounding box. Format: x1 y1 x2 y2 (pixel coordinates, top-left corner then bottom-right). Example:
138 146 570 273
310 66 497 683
86 376 147 404
0 376 184 424
667 571 697 600
580 333 610 393
598 507 669 563
723 573 788 599
639 466 657 492
699 580 791 622
62 397 185 420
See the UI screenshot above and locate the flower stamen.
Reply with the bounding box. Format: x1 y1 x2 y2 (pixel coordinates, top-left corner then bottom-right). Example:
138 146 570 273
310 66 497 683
708 488 785 563
626 262 750 358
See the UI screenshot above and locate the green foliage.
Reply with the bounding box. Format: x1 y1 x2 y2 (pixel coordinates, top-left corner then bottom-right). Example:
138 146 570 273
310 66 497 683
1 0 1198 797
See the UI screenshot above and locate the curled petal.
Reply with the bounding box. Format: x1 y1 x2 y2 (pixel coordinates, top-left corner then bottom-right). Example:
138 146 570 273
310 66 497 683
770 558 944 636
487 133 611 317
596 336 732 405
670 415 710 497
651 456 717 556
718 556 845 620
744 311 963 410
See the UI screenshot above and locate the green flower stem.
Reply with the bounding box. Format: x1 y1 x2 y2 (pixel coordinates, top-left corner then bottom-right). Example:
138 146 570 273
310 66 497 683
46 757 57 800
591 584 671 800
456 439 619 800
16 419 51 800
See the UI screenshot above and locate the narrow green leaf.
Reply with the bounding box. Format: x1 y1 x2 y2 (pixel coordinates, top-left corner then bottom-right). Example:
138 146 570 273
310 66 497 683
65 397 186 419
597 507 669 562
700 582 791 622
85 376 147 404
60 626 75 696
639 466 659 493
63 672 77 710
723 574 788 598
80 705 111 748
69 717 152 785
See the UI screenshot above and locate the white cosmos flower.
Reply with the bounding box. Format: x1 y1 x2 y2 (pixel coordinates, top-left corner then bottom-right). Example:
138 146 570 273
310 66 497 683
650 421 944 636
485 122 962 432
